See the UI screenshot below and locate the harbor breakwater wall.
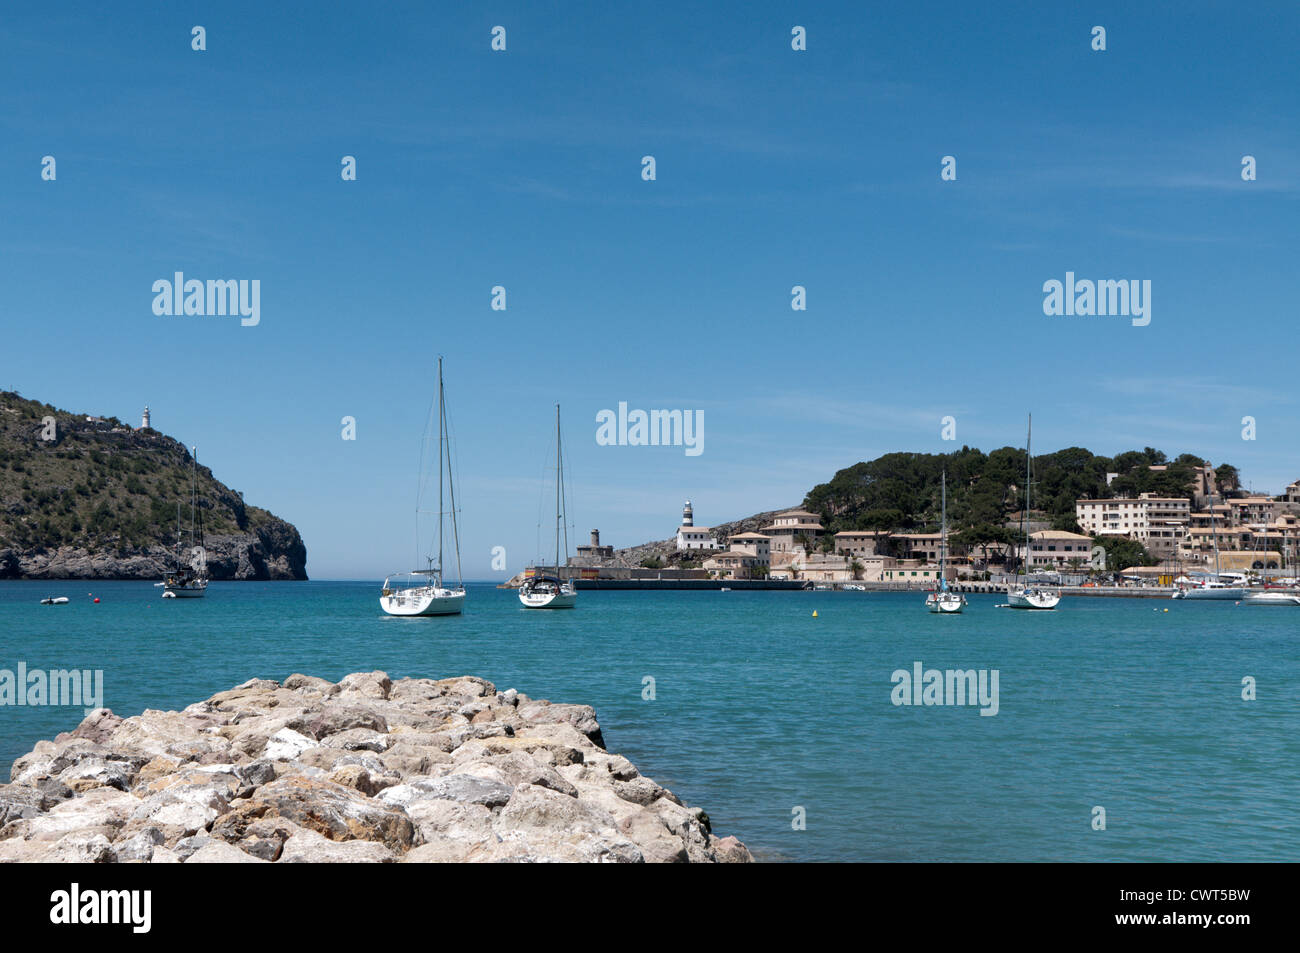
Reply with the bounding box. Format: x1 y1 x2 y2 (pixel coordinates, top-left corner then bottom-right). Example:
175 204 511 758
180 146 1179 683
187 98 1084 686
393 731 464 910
0 671 751 863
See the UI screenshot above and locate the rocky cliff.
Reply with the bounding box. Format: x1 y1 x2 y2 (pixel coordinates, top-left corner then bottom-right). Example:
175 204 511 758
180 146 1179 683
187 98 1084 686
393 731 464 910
0 671 751 863
0 391 306 580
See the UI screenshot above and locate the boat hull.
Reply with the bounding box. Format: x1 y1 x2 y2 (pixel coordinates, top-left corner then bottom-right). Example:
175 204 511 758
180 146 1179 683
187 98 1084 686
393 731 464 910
519 588 577 610
1172 587 1246 600
1006 587 1060 609
380 587 465 616
926 592 966 613
1242 591 1300 606
163 585 207 598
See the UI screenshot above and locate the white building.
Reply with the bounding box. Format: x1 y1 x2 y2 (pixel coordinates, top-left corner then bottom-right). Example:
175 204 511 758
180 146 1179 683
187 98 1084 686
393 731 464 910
1021 530 1095 570
1076 494 1189 557
675 500 719 551
727 532 771 566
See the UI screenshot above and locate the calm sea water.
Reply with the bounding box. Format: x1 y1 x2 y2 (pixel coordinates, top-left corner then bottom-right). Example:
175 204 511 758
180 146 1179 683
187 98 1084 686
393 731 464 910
1 580 1297 861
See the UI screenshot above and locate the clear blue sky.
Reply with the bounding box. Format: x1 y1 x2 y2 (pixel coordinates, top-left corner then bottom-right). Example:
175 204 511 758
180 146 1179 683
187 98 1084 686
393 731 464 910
2 2 1297 579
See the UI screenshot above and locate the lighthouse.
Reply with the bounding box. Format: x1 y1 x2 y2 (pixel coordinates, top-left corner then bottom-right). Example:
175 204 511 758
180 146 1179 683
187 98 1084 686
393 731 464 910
141 406 151 430
682 500 694 527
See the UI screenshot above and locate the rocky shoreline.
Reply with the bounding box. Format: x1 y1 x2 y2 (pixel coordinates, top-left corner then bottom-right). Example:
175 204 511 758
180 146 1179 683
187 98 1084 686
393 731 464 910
0 521 307 581
0 671 750 863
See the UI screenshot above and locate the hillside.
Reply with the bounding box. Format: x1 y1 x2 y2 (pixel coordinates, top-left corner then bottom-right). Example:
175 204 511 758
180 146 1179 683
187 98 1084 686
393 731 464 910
0 392 307 580
804 446 1234 539
618 445 1241 560
606 508 796 568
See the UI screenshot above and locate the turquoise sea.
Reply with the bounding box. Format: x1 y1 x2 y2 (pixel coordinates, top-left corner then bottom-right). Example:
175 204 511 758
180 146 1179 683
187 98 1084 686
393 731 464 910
1 580 1297 862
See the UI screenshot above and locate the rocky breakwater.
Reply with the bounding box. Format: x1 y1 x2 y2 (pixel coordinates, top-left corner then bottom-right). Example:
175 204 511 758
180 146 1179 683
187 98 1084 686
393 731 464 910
0 671 751 863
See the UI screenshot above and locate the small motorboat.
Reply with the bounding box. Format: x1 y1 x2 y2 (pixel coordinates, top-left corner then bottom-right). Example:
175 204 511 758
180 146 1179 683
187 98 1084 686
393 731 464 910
40 596 69 605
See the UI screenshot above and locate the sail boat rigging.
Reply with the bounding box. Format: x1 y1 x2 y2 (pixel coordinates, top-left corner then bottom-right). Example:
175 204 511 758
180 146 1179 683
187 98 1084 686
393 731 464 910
160 447 209 598
380 357 466 616
1005 415 1061 609
520 403 577 609
925 470 966 613
1172 490 1246 600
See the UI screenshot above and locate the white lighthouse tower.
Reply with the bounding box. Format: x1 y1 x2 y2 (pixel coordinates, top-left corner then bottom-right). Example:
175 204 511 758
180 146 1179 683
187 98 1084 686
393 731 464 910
682 500 694 527
141 406 151 430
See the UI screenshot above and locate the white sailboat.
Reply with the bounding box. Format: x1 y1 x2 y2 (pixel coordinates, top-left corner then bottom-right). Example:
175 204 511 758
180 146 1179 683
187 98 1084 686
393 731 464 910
520 403 577 610
381 357 466 617
1171 493 1246 601
1006 415 1061 610
925 471 966 613
160 449 209 598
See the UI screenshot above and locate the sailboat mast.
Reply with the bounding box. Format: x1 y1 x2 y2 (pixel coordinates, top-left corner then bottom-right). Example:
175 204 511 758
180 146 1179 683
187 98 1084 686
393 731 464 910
189 448 196 548
1020 415 1033 580
437 357 444 576
443 367 463 588
940 471 947 585
554 404 561 574
1209 491 1222 578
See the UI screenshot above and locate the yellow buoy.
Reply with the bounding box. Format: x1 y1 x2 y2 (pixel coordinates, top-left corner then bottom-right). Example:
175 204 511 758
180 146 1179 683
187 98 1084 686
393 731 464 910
1163 608 1169 612
812 610 818 618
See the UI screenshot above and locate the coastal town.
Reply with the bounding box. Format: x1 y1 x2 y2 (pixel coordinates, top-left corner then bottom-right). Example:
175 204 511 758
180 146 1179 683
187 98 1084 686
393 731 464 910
547 461 1300 591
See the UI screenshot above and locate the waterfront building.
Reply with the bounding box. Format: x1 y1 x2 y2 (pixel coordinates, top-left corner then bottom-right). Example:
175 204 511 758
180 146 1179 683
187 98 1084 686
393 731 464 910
572 529 615 567
675 500 719 551
727 532 771 566
1076 494 1189 558
702 550 763 579
760 509 825 553
1020 530 1095 570
889 532 944 563
1183 523 1252 560
1226 496 1276 526
833 530 888 558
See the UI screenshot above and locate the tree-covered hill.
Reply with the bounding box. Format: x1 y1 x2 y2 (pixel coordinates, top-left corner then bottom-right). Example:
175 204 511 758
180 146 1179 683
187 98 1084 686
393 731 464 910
803 446 1235 539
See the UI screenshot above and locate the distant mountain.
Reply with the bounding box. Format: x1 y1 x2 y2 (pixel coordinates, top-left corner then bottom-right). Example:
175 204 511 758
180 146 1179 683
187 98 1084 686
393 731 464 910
0 392 307 580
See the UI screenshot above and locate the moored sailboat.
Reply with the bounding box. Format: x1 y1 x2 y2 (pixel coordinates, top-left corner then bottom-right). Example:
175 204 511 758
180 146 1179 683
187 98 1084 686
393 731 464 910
160 448 209 598
1171 495 1246 600
1006 415 1060 610
520 404 577 610
925 471 966 613
381 357 466 617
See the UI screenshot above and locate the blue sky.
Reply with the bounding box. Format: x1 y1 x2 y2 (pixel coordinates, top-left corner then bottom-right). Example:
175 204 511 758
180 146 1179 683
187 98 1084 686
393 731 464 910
2 2 1297 579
